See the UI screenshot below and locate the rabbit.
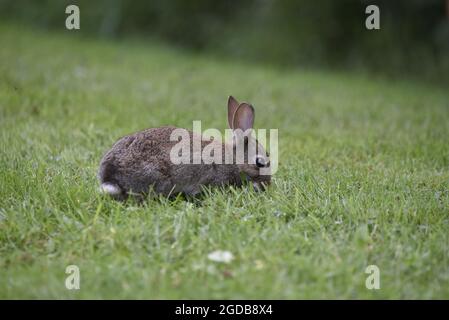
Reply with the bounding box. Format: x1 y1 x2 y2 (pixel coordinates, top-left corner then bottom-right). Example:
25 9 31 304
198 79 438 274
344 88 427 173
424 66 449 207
98 96 271 200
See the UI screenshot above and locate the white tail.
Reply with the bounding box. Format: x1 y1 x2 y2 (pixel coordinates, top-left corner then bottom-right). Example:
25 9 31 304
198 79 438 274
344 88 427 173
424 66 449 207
100 183 121 196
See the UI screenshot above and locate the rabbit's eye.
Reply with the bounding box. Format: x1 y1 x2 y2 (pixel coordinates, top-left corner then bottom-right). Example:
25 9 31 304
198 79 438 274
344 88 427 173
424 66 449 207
255 156 267 168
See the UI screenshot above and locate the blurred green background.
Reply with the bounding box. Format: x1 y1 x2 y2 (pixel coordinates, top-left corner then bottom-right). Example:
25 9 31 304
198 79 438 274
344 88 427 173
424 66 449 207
1 0 448 84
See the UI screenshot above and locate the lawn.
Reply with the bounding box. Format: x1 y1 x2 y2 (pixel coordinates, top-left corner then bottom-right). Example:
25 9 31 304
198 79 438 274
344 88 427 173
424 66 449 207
0 23 448 299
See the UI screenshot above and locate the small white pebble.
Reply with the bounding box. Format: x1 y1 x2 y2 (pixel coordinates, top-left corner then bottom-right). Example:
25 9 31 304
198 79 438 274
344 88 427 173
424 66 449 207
208 250 234 263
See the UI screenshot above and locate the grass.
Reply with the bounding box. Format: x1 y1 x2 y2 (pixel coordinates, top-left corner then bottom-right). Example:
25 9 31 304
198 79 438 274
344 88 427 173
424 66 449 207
1 23 449 299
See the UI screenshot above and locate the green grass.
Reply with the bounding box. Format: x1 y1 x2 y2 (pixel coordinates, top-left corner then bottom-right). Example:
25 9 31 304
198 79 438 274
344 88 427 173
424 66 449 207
1 23 449 299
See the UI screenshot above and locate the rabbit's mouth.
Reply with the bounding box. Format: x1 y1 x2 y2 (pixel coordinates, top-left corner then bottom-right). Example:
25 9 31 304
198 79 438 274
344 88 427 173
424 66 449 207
239 172 269 192
252 181 270 192
253 182 263 192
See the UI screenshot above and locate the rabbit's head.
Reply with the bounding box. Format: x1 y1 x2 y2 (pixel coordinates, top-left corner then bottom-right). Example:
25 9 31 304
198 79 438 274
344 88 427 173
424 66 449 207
227 96 271 191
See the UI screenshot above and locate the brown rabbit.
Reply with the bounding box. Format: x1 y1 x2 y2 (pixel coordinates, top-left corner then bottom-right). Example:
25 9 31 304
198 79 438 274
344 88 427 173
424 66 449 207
98 96 271 200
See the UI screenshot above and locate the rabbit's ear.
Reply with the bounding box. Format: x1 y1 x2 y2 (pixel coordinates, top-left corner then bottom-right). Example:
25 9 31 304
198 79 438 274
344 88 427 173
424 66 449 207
233 103 255 132
228 95 240 129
